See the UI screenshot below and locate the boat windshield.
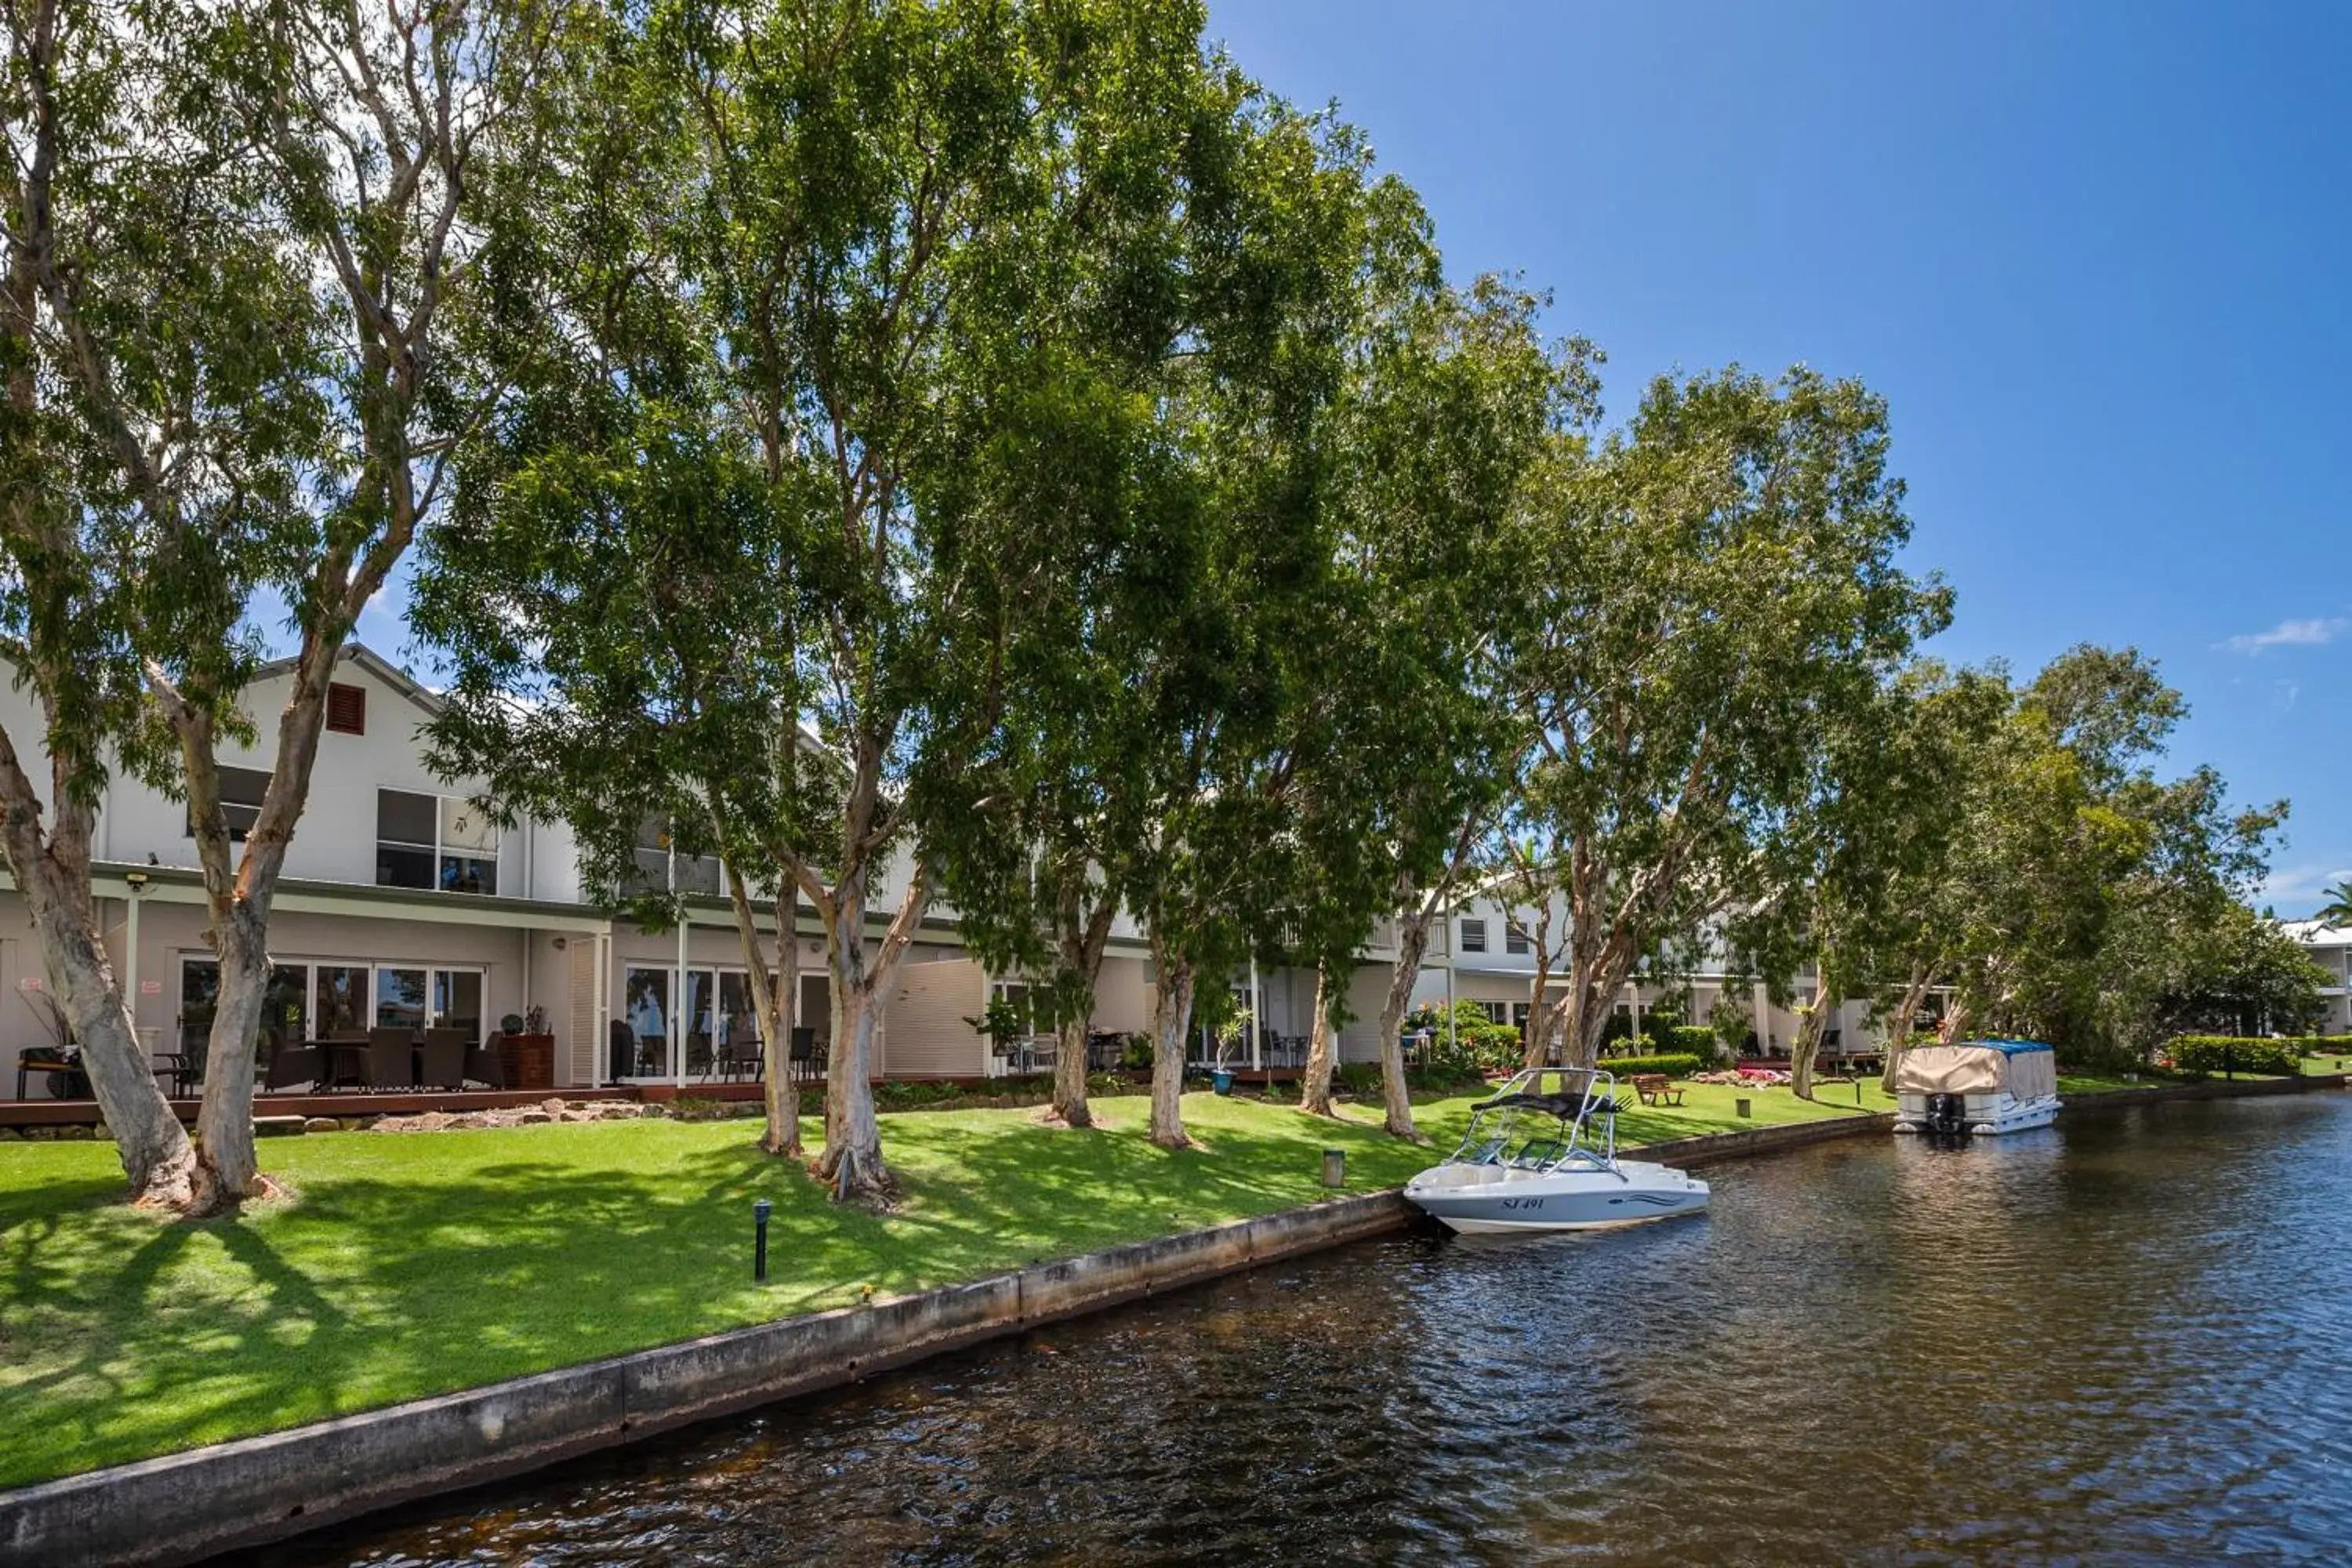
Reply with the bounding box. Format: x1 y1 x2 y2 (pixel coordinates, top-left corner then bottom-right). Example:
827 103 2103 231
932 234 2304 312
1446 1068 1620 1172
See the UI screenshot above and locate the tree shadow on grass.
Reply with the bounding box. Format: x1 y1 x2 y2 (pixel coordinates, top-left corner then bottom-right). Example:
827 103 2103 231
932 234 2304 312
0 1100 1473 1488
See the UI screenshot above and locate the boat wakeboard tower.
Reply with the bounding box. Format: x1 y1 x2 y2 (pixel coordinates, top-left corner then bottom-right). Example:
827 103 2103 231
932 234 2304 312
1403 1067 1710 1234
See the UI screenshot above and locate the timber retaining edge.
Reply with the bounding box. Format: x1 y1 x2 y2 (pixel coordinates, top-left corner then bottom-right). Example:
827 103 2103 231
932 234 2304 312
6 1075 2340 1567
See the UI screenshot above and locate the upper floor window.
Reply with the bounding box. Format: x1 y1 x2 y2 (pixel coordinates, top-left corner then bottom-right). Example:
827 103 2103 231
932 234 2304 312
1459 918 1487 953
377 789 499 895
325 682 367 735
1504 924 1530 956
189 766 271 841
632 815 722 897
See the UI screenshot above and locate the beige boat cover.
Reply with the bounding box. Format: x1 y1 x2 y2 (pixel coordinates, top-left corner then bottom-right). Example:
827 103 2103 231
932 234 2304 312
1895 1044 2056 1100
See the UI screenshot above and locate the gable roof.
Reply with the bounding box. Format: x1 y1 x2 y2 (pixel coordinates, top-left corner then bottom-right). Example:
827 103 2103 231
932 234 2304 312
252 643 444 718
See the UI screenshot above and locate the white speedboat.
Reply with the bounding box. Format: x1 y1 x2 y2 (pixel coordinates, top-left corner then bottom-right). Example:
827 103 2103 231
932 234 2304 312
1891 1039 2062 1136
1403 1068 1710 1234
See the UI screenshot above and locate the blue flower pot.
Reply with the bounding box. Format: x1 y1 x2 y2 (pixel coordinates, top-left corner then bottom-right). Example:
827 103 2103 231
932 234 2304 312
1211 1070 1233 1094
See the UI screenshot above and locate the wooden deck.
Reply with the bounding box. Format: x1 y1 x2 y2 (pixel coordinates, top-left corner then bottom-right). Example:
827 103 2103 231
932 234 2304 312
0 1082 775 1128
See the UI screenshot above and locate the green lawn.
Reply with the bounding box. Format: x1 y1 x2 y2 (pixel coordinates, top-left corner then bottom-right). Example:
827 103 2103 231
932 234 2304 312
0 1082 1878 1488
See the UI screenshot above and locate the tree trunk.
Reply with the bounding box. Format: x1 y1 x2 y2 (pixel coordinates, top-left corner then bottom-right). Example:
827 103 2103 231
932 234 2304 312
723 859 800 1159
1791 988 1831 1102
1051 1010 1092 1128
0 742 192 1204
1880 969 1936 1093
1148 955 1194 1149
191 907 270 1208
818 978 889 1203
768 891 802 1157
29 864 192 1204
1523 956 1552 1069
1297 961 1337 1117
1377 913 1430 1139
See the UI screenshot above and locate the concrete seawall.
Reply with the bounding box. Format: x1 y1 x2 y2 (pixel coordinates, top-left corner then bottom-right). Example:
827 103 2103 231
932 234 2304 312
5 1073 2339 1568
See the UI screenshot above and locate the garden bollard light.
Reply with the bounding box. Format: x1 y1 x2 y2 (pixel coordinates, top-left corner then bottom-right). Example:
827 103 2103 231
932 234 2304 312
1736 1097 1752 1119
1321 1149 1345 1189
753 1198 771 1283
1855 1079 1864 1105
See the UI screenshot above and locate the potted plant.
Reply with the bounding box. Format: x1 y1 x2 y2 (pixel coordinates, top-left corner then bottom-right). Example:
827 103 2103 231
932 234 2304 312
1211 1006 1252 1095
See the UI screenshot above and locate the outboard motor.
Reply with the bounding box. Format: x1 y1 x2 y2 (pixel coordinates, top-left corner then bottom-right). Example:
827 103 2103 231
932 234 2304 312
1925 1092 1966 1134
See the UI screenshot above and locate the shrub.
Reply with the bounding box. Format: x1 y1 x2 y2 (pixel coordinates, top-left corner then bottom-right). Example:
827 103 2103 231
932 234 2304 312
1333 1062 1382 1097
1597 1052 1704 1080
1121 1033 1154 1071
2167 1036 2302 1076
1658 1025 1717 1056
1404 999 1521 1070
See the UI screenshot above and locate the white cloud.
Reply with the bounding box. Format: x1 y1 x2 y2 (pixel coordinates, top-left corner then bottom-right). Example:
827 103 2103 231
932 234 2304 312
2262 862 2352 907
2222 615 2347 654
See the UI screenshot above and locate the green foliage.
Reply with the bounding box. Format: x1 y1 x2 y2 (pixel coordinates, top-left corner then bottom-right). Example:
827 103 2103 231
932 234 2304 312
1503 365 1951 1063
1405 999 1519 1070
1657 1025 1719 1056
2165 1036 2303 1076
1333 1063 1384 1097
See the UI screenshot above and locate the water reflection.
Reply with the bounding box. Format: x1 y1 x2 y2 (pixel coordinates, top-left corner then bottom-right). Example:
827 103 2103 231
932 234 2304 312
256 1094 2352 1566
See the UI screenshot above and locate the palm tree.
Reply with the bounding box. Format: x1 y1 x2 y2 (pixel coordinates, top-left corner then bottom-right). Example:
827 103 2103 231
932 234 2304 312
2316 880 2352 931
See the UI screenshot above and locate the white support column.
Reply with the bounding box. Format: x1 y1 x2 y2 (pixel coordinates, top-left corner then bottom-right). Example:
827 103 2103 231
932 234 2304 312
1248 955 1261 1073
124 882 143 1058
671 845 687 1089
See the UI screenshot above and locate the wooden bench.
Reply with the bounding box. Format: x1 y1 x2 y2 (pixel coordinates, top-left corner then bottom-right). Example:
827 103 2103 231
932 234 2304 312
1632 1073 1684 1107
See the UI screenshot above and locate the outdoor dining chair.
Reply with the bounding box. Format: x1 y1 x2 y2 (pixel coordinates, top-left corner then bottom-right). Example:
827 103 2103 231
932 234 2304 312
365 1029 418 1091
789 1027 819 1084
262 1046 321 1094
462 1044 506 1090
417 1035 467 1091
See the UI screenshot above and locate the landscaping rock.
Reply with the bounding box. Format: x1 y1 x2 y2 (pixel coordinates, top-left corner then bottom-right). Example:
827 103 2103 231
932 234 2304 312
0 1127 19 1140
516 1110 554 1125
303 1117 340 1134
254 1115 309 1138
23 1126 54 1140
58 1124 93 1141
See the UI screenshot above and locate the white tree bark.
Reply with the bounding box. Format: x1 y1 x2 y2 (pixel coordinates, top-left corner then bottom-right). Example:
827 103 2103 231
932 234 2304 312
1297 961 1337 1116
1148 949 1195 1149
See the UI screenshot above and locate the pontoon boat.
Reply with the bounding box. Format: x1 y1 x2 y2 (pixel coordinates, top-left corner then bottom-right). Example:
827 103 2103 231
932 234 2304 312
1403 1067 1710 1234
1891 1038 2061 1136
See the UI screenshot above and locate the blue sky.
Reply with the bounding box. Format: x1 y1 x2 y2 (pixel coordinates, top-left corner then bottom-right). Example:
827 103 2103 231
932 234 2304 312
1204 0 2351 913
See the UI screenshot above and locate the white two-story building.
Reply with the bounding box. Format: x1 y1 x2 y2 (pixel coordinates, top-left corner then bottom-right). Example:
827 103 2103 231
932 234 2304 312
2 642 1913 1103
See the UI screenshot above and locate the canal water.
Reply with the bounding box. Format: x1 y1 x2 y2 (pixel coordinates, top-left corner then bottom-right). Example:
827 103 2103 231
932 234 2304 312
258 1093 2352 1566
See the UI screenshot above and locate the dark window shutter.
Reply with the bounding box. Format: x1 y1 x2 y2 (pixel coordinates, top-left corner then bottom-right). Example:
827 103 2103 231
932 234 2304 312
326 682 366 735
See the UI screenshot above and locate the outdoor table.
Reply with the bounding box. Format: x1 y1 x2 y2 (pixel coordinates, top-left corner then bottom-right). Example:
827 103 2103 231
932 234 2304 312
312 1040 372 1091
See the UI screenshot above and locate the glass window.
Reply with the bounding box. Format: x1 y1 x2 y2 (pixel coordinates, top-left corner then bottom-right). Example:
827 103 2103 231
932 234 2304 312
630 815 719 896
188 766 273 841
432 970 484 1042
440 797 498 854
717 971 760 1046
1505 924 1530 956
624 967 670 1075
376 967 427 1032
180 958 220 1054
314 965 369 1037
440 855 498 895
377 844 437 890
260 966 308 1057
1460 918 1488 953
377 789 437 847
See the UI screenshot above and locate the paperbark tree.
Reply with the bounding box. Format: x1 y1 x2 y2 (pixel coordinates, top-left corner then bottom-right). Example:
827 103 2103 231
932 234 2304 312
1288 279 1589 1132
413 2 835 1162
0 0 216 1203
1733 662 1996 1099
1508 368 1949 1070
3 0 558 1210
